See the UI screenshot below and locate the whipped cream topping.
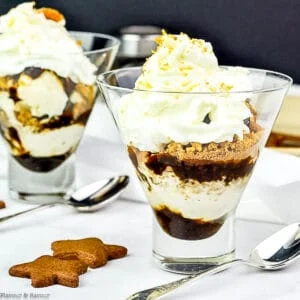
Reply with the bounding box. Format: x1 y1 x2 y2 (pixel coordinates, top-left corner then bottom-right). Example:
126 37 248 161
0 2 96 84
116 32 253 152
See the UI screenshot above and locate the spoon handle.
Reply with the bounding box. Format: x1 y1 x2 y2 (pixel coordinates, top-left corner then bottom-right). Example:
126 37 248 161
0 202 62 223
127 259 242 300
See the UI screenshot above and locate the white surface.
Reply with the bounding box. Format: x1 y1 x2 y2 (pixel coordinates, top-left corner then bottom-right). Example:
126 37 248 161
0 199 299 299
0 99 299 299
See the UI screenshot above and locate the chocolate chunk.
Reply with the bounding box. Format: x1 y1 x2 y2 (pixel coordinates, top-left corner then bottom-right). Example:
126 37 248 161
203 113 211 124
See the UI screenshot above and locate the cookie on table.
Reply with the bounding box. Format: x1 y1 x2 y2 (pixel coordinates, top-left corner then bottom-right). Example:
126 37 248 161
9 255 88 288
51 237 127 268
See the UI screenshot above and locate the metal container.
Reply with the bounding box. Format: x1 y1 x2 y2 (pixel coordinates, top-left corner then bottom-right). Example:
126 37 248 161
115 25 162 67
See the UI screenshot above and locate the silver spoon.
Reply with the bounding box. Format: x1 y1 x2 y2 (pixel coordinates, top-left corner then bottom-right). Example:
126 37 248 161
127 222 300 300
0 175 129 223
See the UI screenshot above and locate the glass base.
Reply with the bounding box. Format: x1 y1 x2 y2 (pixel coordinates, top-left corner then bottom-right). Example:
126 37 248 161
9 190 73 204
152 213 236 274
153 250 235 274
8 154 76 204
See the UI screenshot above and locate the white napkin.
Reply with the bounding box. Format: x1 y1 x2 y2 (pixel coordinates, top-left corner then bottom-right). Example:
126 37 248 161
238 149 300 224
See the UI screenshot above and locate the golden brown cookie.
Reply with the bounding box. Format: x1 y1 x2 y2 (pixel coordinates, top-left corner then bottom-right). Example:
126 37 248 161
0 200 6 209
52 238 127 268
37 7 65 23
104 244 128 260
9 255 88 288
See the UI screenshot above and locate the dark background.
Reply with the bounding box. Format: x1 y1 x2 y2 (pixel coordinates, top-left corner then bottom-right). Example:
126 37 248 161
1 0 299 82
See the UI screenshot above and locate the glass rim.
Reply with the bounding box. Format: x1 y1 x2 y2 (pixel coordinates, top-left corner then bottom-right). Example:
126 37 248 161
97 66 293 95
70 31 121 55
0 31 120 56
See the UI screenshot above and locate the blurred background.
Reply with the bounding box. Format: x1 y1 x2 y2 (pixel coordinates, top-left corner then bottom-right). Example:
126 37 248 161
0 0 299 83
1 0 299 155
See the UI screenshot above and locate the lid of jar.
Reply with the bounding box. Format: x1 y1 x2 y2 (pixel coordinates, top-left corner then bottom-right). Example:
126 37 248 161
117 25 162 59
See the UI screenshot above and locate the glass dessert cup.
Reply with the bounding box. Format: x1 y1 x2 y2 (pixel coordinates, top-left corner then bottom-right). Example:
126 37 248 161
70 32 120 76
98 66 292 274
0 33 120 203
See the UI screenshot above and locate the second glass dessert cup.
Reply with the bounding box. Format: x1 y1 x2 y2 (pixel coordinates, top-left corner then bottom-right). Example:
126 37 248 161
0 33 120 203
98 67 292 274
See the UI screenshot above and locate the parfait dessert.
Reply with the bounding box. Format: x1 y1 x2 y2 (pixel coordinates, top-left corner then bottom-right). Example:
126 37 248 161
0 2 96 173
115 32 263 240
99 30 291 272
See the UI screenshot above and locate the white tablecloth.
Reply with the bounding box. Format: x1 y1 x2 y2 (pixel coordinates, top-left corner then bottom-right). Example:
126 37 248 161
0 101 299 300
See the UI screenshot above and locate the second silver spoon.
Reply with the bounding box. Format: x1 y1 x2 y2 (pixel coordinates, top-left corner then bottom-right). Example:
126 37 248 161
0 175 129 223
127 222 300 300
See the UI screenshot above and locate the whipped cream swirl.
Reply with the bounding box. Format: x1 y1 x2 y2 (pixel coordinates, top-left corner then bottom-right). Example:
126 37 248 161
117 32 253 152
0 2 96 84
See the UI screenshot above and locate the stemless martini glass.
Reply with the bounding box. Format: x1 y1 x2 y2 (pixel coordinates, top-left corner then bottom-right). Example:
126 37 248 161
97 66 292 274
0 32 119 203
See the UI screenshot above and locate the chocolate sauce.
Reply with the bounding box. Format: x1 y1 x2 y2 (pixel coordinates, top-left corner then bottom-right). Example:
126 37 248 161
146 154 255 184
13 152 71 172
7 127 25 152
61 77 76 97
24 67 44 79
154 207 224 240
0 68 94 173
42 116 74 130
128 146 152 191
128 146 138 169
7 67 78 97
8 87 21 103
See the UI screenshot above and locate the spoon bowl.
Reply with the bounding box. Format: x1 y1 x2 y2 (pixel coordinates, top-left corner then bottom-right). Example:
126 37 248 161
248 222 300 270
69 175 130 212
0 175 130 223
127 223 300 300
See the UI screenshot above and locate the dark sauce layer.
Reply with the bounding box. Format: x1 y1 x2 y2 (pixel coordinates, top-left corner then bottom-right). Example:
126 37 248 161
130 149 256 185
128 146 153 191
13 152 71 173
9 67 77 97
8 67 92 129
8 87 21 103
154 207 224 240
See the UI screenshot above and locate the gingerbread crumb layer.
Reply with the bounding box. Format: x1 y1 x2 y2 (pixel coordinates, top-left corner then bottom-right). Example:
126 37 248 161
162 130 263 162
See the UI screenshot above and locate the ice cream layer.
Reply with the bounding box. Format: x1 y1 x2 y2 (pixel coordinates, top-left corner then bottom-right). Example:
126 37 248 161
0 2 96 84
128 134 260 221
18 71 68 118
0 91 84 156
116 32 253 152
143 172 249 220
